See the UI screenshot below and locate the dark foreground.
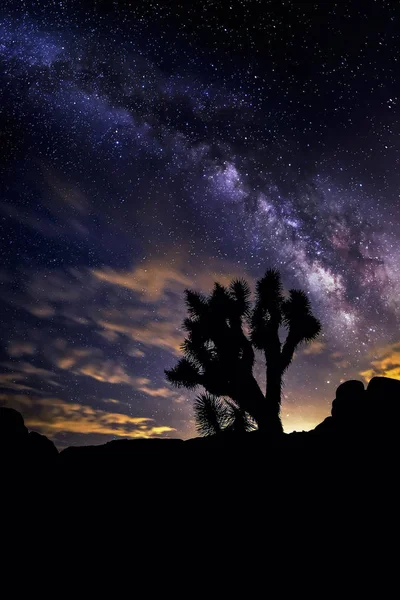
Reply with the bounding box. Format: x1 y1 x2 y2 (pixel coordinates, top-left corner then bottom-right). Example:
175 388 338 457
2 377 400 588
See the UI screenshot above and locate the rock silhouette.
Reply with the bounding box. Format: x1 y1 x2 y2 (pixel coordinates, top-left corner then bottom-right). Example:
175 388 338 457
313 376 400 443
331 379 365 422
366 376 400 431
28 430 59 462
0 406 58 467
0 406 28 444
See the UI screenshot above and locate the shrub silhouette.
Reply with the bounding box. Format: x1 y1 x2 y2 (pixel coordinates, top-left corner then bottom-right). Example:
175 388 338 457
165 269 321 436
194 393 228 437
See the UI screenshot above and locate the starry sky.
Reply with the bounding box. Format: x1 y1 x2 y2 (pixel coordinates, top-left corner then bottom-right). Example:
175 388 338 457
1 0 399 448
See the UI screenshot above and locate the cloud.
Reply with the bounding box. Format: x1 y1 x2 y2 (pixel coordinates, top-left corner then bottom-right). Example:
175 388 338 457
92 259 254 302
45 171 89 215
360 341 400 382
79 362 134 384
0 393 33 407
303 341 326 355
334 359 351 369
4 259 252 363
28 304 56 318
8 341 36 358
2 336 182 410
45 342 137 385
44 340 182 400
97 329 120 343
97 317 183 355
135 377 177 398
0 394 175 439
92 262 193 302
53 347 94 370
127 347 145 358
0 373 40 392
20 268 91 311
0 362 59 393
17 362 57 378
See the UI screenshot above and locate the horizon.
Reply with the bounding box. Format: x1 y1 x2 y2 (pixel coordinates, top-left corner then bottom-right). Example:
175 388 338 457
0 1 399 448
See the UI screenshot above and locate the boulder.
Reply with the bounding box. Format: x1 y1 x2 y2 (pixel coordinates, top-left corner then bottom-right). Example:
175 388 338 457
0 407 57 466
366 376 400 400
327 377 400 438
28 431 58 462
0 407 28 446
331 380 365 426
366 377 400 430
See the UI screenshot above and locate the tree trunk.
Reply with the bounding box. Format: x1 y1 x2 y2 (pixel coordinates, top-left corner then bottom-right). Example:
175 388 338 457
232 374 264 422
256 403 283 436
233 374 283 436
263 362 283 435
266 365 282 412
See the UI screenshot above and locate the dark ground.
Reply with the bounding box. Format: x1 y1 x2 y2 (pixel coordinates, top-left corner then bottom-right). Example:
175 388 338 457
2 377 399 590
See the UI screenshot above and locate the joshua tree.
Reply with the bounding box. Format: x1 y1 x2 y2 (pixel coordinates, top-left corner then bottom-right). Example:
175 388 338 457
251 269 321 418
165 269 321 436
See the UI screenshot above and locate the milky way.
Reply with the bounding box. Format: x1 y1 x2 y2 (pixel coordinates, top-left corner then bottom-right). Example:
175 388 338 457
1 1 399 445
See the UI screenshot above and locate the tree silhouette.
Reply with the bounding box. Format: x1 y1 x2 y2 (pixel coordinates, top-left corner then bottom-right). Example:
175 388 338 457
166 269 321 437
251 269 321 418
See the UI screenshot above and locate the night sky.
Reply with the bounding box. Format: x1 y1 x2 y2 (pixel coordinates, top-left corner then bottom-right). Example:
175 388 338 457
1 0 399 448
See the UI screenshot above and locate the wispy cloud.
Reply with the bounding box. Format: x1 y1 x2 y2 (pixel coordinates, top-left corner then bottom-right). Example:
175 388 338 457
46 340 180 396
135 377 178 398
0 361 59 393
2 258 252 360
8 341 36 358
0 394 175 439
103 398 121 405
44 170 89 215
97 316 183 355
92 262 193 302
303 340 326 355
360 341 400 382
0 372 40 393
92 259 253 302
